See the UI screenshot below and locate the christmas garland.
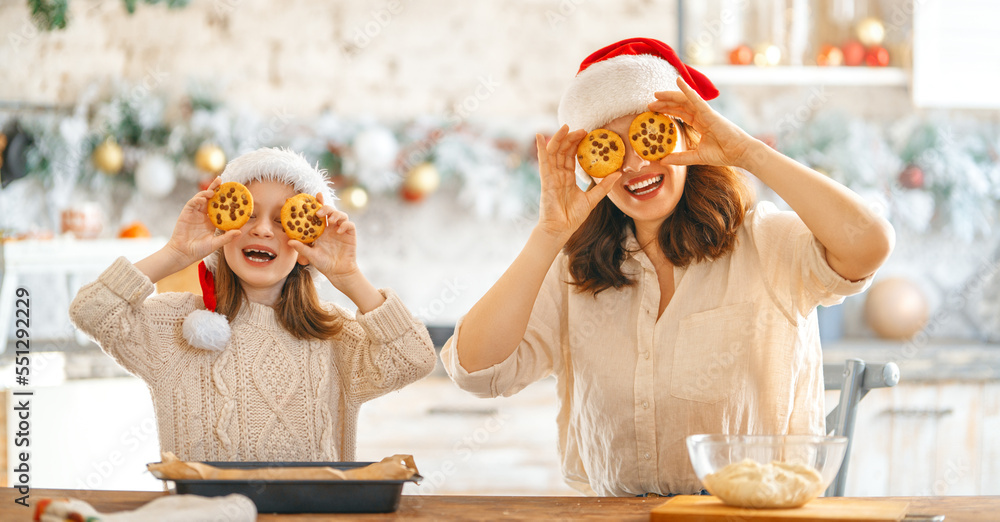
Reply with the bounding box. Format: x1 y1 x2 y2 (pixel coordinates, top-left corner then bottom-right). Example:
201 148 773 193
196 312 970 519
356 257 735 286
28 0 190 31
2 83 999 239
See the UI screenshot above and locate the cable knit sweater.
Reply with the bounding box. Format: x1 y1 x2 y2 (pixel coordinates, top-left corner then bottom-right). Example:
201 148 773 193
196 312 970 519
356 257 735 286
69 257 436 462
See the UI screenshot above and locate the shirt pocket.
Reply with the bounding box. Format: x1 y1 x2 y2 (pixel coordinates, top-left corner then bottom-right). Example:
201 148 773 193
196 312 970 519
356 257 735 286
669 302 753 404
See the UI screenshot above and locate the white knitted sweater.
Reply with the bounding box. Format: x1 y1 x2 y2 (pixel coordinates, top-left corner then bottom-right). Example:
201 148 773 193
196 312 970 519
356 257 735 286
69 257 436 462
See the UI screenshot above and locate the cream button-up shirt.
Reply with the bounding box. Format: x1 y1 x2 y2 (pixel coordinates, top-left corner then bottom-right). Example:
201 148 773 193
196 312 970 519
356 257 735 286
441 202 873 496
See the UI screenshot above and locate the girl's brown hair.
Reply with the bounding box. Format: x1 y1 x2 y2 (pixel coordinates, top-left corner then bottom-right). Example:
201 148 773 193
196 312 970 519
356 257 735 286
564 121 752 294
215 255 344 340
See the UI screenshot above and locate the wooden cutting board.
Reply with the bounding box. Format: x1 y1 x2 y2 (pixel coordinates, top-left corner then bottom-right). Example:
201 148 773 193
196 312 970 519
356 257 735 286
651 495 910 522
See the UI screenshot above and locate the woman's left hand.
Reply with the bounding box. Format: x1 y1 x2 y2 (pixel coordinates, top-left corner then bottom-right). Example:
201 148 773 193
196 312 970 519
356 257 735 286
647 77 759 170
287 194 360 288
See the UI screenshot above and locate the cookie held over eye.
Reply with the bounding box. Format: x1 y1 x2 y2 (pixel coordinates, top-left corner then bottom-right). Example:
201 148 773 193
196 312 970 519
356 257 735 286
576 129 625 178
629 111 677 161
208 182 253 231
281 193 326 244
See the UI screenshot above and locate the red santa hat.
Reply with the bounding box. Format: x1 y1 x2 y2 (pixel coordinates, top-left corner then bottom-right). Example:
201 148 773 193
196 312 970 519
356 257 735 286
182 147 336 351
557 38 718 183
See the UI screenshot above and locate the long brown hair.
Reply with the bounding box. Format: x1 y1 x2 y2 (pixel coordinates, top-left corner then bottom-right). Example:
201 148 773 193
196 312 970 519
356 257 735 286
565 122 753 294
215 255 344 340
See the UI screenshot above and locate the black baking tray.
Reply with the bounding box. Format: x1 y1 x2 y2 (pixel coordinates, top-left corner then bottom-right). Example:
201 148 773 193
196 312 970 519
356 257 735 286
169 461 420 514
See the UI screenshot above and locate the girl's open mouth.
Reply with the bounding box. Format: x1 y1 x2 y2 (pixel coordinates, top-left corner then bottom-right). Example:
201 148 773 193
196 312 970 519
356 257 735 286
243 248 276 264
625 174 664 197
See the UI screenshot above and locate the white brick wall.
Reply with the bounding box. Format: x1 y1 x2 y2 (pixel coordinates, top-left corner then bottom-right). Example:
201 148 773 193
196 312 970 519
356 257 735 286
0 0 679 118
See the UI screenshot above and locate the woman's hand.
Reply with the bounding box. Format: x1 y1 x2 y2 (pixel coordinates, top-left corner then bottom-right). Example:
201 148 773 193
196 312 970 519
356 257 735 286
647 78 759 170
535 125 621 242
165 177 241 267
651 79 895 281
287 194 360 288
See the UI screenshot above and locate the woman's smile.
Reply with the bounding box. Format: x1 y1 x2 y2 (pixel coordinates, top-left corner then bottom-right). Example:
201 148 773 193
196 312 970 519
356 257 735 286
624 173 665 199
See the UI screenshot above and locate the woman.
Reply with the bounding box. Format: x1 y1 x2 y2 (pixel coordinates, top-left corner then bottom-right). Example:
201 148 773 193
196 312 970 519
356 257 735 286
440 38 894 496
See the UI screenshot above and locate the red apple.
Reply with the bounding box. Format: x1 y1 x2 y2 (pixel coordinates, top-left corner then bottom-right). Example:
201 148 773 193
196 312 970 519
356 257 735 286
865 45 890 67
729 45 753 65
842 40 866 66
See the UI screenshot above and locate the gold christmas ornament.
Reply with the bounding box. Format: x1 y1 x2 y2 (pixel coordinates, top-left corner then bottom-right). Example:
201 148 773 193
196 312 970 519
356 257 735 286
753 44 781 67
92 138 124 175
856 17 886 47
194 144 227 175
864 277 929 340
402 162 440 201
339 185 369 212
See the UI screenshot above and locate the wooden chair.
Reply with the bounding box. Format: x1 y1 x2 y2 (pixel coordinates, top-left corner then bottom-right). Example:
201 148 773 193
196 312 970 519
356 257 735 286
824 358 900 497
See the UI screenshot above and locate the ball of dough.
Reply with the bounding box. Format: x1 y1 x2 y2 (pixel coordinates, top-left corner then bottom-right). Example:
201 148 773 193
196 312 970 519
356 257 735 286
702 459 824 509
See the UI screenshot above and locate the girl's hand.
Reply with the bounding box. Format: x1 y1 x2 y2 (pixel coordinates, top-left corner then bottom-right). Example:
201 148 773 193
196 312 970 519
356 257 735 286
647 77 759 170
535 125 622 241
165 177 241 266
287 194 360 289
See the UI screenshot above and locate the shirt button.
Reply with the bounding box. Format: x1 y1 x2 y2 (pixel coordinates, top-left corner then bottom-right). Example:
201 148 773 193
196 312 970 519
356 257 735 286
644 453 652 460
643 352 650 360
642 401 649 409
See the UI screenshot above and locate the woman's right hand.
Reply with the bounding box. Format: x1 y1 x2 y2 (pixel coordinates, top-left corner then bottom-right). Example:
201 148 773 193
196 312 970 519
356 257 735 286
165 177 241 266
534 125 621 241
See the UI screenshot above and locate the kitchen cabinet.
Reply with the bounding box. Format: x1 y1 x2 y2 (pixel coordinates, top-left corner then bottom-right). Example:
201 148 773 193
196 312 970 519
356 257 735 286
830 380 1000 497
1 237 167 352
356 372 577 496
1 378 161 490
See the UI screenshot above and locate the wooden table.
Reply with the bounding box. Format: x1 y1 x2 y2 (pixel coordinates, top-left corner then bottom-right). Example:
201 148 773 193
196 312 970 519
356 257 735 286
2 489 999 521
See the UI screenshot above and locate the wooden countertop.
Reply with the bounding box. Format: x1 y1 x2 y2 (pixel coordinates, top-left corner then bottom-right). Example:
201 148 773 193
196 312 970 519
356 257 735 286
3 489 1000 521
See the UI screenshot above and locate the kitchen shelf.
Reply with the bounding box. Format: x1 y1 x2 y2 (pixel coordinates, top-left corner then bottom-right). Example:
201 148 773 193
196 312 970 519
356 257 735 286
697 66 910 87
823 338 1000 382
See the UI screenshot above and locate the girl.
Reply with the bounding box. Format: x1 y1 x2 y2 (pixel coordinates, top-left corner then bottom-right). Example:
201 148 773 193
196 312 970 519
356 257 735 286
440 38 894 496
70 147 436 462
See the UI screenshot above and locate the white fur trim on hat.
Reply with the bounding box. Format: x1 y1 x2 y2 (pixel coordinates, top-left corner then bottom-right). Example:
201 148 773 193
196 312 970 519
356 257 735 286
558 54 681 186
221 147 336 203
183 309 231 351
204 147 335 275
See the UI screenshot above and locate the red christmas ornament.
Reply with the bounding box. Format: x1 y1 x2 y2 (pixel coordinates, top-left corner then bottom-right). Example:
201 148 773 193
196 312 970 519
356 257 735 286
842 40 866 66
729 44 753 65
401 187 425 202
865 45 890 67
816 44 844 66
898 165 924 189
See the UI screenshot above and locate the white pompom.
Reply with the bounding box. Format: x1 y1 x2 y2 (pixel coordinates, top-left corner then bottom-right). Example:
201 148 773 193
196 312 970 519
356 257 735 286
182 309 231 351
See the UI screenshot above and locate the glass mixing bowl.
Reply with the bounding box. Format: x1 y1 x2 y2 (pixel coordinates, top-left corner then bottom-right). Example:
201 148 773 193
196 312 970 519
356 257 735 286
686 434 848 508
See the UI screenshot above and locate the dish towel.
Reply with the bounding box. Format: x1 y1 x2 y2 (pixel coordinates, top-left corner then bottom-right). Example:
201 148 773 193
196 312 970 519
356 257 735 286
34 493 256 522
